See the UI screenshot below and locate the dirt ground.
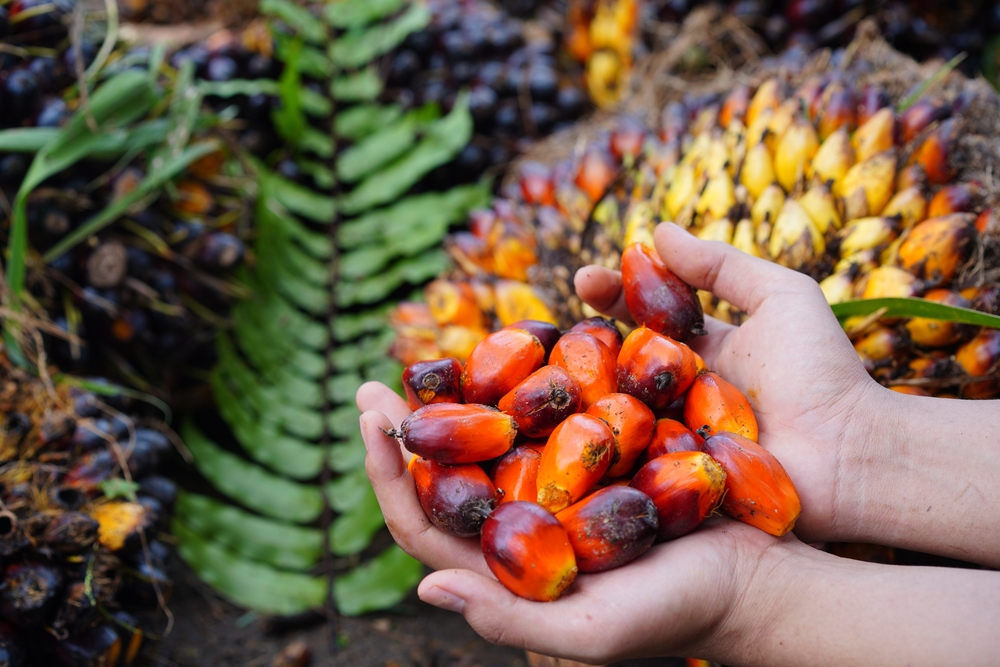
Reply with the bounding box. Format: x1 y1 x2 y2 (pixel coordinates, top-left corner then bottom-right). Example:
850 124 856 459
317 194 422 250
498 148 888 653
147 562 688 667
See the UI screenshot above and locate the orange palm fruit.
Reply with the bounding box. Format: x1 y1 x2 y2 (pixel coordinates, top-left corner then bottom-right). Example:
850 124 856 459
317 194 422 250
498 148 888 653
408 457 497 537
394 403 517 464
570 316 624 357
174 179 213 214
853 325 907 363
481 501 578 602
555 486 658 573
927 184 978 218
817 85 855 139
402 358 464 410
493 446 542 504
617 327 699 409
610 116 647 161
629 451 726 541
899 99 950 144
910 118 956 184
890 385 931 396
574 145 618 202
519 162 557 206
586 393 656 477
897 214 977 285
684 372 758 442
642 419 704 465
425 280 485 328
536 414 616 512
549 332 618 409
976 209 999 235
954 329 1000 399
621 243 706 343
746 78 781 129
719 83 750 128
461 328 546 405
498 366 583 438
504 320 561 358
896 163 927 191
905 289 972 347
447 231 493 274
858 265 922 299
701 432 801 537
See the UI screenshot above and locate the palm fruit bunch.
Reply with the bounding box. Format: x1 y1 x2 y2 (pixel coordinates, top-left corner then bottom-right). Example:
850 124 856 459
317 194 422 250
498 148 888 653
0 353 176 665
392 242 801 601
383 0 590 184
564 0 639 108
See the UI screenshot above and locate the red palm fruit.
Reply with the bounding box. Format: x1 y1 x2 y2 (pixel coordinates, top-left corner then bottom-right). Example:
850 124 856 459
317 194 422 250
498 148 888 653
426 280 485 328
617 327 699 409
394 403 517 464
905 289 972 347
574 145 618 202
586 393 655 477
548 332 618 409
536 414 616 512
910 118 956 184
498 366 583 438
504 320 561 358
621 243 706 342
493 447 542 504
610 117 647 161
702 432 801 537
976 209 999 235
954 329 1000 399
481 501 578 601
555 486 659 573
927 184 978 218
519 162 556 206
629 451 726 541
402 358 463 410
897 214 977 285
408 457 497 537
856 83 889 126
900 100 950 144
684 372 759 442
817 85 855 139
641 419 704 465
719 83 750 128
462 328 546 405
570 316 624 357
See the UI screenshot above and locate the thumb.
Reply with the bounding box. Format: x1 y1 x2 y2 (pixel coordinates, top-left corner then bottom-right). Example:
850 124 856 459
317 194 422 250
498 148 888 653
653 222 818 315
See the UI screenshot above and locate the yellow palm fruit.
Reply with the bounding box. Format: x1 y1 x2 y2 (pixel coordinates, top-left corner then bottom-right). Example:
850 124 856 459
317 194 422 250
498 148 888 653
819 271 858 304
740 142 774 199
764 99 798 153
439 325 490 361
724 122 747 179
750 184 785 226
797 183 842 233
666 163 698 220
857 265 922 299
695 170 736 220
494 280 558 325
905 289 971 347
702 134 730 178
623 201 657 249
746 78 781 128
808 128 854 191
881 186 927 229
681 131 711 168
836 149 897 218
774 117 820 192
587 50 624 109
755 220 772 250
732 218 761 257
746 106 773 148
834 249 878 275
769 199 825 269
838 216 899 256
852 107 896 163
854 325 902 363
691 104 721 136
698 218 735 244
880 235 906 266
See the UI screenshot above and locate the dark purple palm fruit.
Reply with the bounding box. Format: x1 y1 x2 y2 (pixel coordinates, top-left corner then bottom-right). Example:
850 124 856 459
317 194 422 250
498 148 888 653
36 96 69 127
197 232 246 270
54 623 121 667
206 55 238 82
0 562 64 628
2 69 40 126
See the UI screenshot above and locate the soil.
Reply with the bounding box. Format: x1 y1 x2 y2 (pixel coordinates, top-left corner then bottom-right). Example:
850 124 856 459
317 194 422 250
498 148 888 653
146 561 688 667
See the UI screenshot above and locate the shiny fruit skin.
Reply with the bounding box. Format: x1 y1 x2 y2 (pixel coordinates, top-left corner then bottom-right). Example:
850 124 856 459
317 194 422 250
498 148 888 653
481 501 578 601
408 457 497 537
536 414 616 513
570 316 624 357
617 327 699 410
397 403 517 464
498 366 583 438
548 331 618 409
621 243 706 342
905 289 972 347
586 393 655 477
555 486 658 573
684 372 759 442
702 432 801 537
493 447 542 504
954 329 1000 399
897 214 977 285
642 418 704 465
504 319 561 359
574 146 617 202
462 328 546 405
402 358 463 410
629 451 726 541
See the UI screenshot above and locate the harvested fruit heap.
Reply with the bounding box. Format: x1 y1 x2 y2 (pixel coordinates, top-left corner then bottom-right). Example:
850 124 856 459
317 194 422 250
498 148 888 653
393 243 800 601
0 341 176 665
393 18 1000 399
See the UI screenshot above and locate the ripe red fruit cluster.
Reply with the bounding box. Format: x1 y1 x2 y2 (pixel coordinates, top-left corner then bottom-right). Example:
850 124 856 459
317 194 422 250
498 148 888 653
392 244 801 601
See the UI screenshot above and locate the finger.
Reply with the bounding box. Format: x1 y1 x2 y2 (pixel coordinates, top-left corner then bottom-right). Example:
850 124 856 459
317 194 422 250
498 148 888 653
356 381 411 428
361 411 487 574
574 265 634 324
653 222 815 315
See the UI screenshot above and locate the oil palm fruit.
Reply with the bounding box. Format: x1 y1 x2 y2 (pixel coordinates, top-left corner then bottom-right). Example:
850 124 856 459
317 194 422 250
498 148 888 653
953 329 1000 399
548 332 618 409
403 358 464 410
897 214 977 285
905 290 972 347
536 414 616 512
461 328 546 405
629 451 726 541
570 317 624 357
621 243 706 342
498 365 583 438
642 419 704 465
617 327 699 409
684 372 759 442
493 447 543 504
408 457 498 537
702 432 802 537
393 403 517 464
585 393 655 478
555 486 658 572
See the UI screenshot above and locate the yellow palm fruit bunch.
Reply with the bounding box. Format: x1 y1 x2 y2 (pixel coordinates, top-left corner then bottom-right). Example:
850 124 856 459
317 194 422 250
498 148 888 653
565 0 640 108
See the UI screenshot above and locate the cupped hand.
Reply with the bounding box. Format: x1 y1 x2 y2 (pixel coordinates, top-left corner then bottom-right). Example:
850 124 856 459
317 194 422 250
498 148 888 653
576 222 886 542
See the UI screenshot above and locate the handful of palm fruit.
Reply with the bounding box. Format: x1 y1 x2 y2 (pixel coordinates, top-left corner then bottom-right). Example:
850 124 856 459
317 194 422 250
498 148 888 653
392 243 800 601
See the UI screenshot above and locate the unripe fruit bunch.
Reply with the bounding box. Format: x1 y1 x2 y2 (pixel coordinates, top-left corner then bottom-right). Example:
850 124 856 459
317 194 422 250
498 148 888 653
391 243 801 601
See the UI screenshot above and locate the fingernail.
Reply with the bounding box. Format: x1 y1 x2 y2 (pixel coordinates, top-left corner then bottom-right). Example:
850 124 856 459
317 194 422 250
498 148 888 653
359 416 371 451
419 586 466 614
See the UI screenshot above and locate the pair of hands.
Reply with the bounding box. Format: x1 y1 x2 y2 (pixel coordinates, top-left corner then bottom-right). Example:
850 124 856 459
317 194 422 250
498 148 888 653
357 222 893 663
